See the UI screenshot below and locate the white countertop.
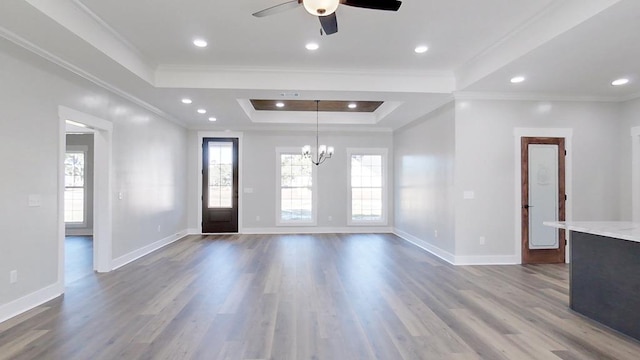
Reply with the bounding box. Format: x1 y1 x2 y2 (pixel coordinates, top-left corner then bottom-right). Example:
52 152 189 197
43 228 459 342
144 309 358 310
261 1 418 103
543 221 640 243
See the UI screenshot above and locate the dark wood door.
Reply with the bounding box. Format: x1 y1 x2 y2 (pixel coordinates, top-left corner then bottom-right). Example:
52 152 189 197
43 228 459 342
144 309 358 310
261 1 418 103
521 137 566 264
202 138 238 233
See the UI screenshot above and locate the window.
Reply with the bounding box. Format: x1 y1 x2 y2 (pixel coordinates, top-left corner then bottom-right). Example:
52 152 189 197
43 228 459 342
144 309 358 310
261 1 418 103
348 148 387 225
207 141 233 208
64 150 86 224
277 148 316 225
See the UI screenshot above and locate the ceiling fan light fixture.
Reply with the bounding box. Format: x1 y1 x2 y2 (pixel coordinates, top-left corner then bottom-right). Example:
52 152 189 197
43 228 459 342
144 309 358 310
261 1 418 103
303 0 339 16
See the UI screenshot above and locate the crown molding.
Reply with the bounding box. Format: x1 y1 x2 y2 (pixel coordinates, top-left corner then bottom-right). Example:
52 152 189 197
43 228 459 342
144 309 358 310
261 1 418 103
71 0 157 69
0 25 185 127
155 65 456 94
156 64 454 79
456 0 623 90
186 124 394 133
620 92 640 103
453 91 621 103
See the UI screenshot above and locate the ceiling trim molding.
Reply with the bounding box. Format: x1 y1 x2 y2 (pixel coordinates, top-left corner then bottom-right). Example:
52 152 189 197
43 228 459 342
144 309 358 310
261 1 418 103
156 64 453 78
620 92 640 103
71 0 157 69
156 67 455 94
187 124 394 133
455 0 624 90
0 25 185 127
24 0 155 84
237 99 403 125
453 91 620 103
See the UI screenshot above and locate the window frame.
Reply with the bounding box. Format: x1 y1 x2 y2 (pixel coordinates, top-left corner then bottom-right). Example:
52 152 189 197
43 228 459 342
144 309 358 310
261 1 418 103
64 145 88 227
347 148 388 226
276 147 317 226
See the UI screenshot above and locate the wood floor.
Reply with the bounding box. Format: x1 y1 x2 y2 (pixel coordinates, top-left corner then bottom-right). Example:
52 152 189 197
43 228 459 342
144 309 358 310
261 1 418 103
65 236 93 285
1 233 639 360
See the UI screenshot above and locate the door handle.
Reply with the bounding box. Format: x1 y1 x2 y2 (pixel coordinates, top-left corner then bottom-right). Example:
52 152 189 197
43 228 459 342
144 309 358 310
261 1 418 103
523 204 534 209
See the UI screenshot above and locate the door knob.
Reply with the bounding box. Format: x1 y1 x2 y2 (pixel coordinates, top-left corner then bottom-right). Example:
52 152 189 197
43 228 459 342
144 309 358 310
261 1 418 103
523 204 534 209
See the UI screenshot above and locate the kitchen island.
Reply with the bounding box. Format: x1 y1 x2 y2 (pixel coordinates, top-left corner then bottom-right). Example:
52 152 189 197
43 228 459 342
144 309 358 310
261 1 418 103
544 221 640 341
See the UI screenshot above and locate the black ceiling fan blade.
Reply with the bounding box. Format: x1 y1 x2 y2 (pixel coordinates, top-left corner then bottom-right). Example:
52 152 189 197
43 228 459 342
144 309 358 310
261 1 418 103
252 0 301 17
319 13 338 35
342 0 402 11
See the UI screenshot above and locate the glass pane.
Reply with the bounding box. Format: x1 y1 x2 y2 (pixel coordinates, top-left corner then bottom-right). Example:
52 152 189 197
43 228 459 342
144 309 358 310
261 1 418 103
280 153 313 222
208 142 233 209
65 152 85 187
528 144 559 249
64 188 84 223
351 154 383 222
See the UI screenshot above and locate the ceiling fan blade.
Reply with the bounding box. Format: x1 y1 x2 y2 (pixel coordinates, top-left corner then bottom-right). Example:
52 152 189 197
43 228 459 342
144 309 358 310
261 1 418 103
252 0 301 17
342 0 402 11
319 13 338 35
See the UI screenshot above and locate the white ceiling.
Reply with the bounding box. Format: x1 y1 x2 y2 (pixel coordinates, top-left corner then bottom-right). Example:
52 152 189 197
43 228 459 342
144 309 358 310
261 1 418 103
1 0 638 130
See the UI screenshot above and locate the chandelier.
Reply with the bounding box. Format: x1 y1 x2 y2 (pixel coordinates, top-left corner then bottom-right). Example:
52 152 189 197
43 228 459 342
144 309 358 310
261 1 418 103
302 100 334 166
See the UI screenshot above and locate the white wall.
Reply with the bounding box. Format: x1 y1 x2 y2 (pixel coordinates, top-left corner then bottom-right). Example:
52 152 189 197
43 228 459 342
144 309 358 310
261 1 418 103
454 99 622 258
0 37 187 310
393 102 456 256
187 129 394 232
619 97 640 220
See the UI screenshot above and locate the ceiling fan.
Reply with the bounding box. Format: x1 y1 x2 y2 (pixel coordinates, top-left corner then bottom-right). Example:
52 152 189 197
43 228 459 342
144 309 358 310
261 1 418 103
252 0 402 35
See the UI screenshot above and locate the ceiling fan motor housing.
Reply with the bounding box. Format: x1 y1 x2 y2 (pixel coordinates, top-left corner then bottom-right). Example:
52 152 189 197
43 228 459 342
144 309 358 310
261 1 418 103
303 0 340 16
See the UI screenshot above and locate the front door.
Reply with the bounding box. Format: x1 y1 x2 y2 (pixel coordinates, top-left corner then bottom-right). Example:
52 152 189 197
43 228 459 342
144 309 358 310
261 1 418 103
521 137 566 264
202 138 238 233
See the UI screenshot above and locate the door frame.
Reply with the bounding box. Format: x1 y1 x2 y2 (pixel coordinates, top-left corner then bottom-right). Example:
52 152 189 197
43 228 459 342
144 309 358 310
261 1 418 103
197 131 243 234
631 126 640 222
513 128 572 264
58 106 113 291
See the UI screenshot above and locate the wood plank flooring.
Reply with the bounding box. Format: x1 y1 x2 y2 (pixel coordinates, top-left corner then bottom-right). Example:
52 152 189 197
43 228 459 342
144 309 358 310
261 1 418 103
1 233 639 359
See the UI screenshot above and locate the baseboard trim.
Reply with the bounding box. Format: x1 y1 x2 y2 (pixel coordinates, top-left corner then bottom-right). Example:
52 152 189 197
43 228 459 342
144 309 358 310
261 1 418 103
64 228 93 236
393 228 456 265
241 226 393 235
187 228 200 235
392 229 520 265
0 282 62 324
111 230 188 270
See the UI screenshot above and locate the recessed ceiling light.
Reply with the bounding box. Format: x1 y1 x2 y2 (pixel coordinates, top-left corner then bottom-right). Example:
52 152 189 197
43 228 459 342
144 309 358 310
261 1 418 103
197 109 207 114
510 76 526 83
348 103 357 109
306 43 319 51
193 39 208 48
612 78 630 86
208 117 217 122
181 98 192 104
275 102 285 108
414 45 428 54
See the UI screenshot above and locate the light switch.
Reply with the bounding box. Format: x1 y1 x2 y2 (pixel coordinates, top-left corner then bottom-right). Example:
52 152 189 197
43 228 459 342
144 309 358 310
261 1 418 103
28 194 42 207
463 191 475 200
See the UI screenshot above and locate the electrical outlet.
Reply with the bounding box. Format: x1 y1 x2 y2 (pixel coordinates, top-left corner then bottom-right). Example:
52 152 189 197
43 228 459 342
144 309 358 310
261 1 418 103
328 216 333 221
479 236 486 245
10 270 17 284
434 230 438 238
256 215 261 221
157 225 161 232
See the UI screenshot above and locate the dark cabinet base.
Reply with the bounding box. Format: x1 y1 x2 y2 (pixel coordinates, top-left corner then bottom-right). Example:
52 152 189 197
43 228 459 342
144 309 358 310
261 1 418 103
570 231 640 341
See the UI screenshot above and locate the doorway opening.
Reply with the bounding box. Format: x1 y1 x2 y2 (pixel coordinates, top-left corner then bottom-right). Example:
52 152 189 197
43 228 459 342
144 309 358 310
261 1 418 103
202 137 239 233
64 133 94 283
514 128 573 264
58 107 113 292
520 137 566 264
